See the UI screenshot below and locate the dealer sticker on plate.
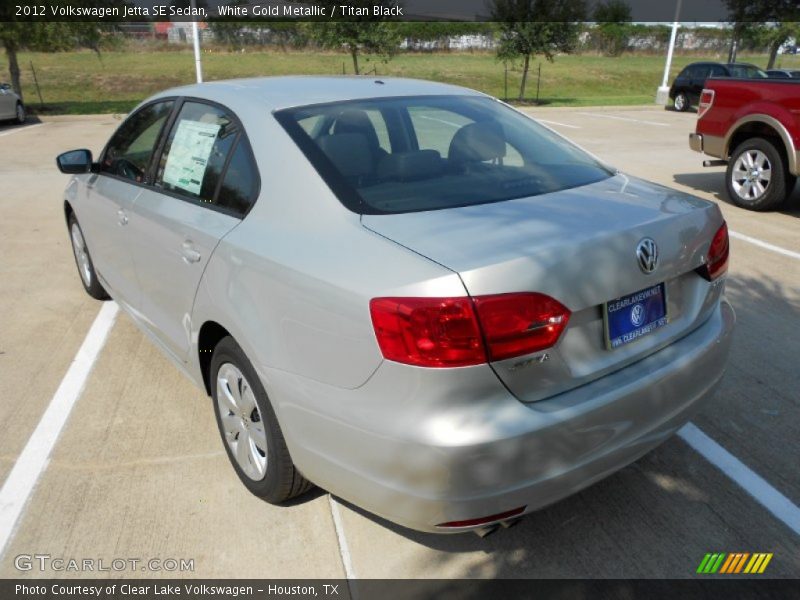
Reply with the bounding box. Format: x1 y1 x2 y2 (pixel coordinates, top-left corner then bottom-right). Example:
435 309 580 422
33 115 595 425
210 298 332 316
604 283 668 349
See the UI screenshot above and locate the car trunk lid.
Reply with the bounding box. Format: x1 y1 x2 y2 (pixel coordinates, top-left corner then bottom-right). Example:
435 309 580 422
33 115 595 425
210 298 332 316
362 174 725 402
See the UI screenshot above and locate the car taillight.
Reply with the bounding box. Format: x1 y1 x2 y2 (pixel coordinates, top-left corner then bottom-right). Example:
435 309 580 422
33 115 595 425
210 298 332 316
697 222 730 281
472 292 570 361
369 297 486 367
369 292 570 368
698 89 715 119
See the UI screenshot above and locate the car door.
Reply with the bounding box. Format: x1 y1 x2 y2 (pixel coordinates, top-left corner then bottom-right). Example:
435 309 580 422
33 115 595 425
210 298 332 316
0 85 16 119
79 100 175 310
127 99 259 362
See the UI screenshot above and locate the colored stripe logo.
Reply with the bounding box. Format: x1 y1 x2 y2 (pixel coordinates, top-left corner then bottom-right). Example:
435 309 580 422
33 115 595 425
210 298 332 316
697 552 773 574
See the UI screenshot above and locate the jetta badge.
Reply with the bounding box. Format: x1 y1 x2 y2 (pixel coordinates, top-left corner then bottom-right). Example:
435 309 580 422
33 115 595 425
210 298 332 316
636 238 658 274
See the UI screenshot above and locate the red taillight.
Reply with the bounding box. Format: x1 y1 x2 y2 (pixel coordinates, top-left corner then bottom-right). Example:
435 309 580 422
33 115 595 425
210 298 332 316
369 292 570 368
472 292 570 361
698 88 715 119
369 297 486 367
698 222 729 281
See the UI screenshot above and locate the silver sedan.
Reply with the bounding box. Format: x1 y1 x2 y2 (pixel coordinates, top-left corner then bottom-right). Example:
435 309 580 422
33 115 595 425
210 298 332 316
57 77 734 534
0 83 26 124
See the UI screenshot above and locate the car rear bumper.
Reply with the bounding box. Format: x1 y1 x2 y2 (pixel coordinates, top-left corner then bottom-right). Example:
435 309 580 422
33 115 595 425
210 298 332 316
268 299 735 534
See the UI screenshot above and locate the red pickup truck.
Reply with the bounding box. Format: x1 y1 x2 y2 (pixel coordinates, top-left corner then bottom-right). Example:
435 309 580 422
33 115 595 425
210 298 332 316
689 78 800 211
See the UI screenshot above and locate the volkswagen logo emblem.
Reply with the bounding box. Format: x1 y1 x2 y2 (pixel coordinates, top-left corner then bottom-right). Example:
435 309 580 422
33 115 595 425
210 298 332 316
636 238 658 274
630 303 646 327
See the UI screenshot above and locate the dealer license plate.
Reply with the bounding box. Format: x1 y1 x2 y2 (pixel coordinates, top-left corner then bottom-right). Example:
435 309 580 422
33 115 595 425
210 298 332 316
604 283 668 349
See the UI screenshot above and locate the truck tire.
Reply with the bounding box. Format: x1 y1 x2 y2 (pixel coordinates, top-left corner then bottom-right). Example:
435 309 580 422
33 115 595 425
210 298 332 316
726 138 792 211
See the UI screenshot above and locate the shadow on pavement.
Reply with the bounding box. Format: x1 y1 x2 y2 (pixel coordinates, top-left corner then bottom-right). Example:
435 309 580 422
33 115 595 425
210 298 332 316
673 171 800 216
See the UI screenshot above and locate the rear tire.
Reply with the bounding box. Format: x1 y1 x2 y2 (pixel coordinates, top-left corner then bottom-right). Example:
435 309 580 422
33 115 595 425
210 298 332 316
210 336 313 503
68 213 110 300
726 137 791 211
673 92 689 112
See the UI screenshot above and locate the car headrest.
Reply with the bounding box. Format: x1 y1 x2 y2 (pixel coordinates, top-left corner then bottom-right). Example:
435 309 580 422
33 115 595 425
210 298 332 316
376 150 443 182
333 109 381 151
448 120 507 165
316 134 374 179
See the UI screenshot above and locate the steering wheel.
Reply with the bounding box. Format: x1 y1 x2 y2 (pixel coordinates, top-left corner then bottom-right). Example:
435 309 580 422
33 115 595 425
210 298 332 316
114 158 144 182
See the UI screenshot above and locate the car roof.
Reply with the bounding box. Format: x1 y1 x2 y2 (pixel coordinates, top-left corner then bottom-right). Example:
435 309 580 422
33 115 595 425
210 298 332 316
148 76 484 112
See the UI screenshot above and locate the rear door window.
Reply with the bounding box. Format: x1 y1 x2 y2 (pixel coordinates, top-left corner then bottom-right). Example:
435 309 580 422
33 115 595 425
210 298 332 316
154 101 259 216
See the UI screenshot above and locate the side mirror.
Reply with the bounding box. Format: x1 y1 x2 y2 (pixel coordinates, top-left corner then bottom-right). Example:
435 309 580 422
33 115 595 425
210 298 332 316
56 149 94 174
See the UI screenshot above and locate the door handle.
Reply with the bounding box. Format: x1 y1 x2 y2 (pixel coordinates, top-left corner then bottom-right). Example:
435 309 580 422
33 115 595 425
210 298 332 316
181 241 201 264
117 209 128 226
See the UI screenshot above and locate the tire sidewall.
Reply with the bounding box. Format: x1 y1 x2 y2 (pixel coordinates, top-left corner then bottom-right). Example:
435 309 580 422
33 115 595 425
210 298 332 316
725 138 787 211
68 214 108 299
210 337 286 500
16 102 25 124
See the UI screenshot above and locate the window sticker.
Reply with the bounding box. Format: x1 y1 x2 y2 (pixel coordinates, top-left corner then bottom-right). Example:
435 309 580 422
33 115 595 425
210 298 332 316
162 120 221 195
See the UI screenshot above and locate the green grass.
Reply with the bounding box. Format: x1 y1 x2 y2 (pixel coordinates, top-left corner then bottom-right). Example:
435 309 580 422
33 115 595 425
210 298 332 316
8 48 800 114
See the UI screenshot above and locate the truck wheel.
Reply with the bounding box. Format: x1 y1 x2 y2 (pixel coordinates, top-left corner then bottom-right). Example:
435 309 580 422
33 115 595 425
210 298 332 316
673 92 689 112
726 138 791 211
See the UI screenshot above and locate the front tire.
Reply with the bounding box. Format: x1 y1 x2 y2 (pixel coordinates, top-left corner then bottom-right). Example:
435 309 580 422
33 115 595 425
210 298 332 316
211 336 313 503
15 102 26 124
68 214 109 300
673 92 690 112
726 138 792 211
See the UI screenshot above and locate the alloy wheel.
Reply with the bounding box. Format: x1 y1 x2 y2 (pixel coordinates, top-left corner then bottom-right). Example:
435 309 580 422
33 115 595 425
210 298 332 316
216 363 268 481
70 223 92 286
731 149 772 202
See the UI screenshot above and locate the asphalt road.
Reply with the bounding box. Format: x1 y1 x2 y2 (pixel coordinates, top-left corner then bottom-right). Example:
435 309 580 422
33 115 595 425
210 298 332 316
0 107 797 580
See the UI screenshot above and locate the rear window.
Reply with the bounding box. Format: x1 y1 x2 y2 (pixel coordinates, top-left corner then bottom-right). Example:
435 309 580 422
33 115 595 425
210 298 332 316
275 95 612 215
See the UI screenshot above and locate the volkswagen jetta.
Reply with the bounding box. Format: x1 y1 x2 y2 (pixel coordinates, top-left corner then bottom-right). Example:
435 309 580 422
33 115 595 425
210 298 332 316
57 77 734 533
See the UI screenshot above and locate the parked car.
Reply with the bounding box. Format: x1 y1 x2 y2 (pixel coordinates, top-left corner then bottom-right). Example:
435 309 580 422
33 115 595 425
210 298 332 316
670 62 767 112
689 77 800 210
0 83 26 123
57 77 734 535
766 69 800 79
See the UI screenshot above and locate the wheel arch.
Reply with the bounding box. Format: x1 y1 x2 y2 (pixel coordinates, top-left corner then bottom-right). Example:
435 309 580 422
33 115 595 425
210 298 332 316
724 115 798 175
197 320 233 396
64 199 74 225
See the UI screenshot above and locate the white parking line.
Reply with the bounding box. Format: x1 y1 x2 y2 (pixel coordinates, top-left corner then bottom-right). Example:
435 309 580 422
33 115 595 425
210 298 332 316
0 123 46 137
578 112 670 127
329 495 357 588
679 423 800 536
537 119 581 129
0 302 119 558
729 230 800 261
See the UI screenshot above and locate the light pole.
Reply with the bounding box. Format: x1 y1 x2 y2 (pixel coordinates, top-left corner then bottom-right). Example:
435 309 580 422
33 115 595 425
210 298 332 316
191 0 204 84
656 0 682 106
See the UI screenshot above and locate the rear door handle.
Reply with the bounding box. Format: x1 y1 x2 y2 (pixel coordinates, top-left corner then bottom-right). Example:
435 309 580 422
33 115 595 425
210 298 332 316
181 240 201 264
117 209 128 226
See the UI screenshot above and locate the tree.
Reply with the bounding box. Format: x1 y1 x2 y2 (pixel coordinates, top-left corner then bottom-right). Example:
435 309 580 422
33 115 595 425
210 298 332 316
491 0 587 101
1 22 107 103
309 1 401 74
593 0 633 57
726 0 800 69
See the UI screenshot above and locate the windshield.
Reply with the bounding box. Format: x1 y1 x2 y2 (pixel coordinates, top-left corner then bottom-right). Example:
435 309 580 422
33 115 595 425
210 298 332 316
275 95 613 214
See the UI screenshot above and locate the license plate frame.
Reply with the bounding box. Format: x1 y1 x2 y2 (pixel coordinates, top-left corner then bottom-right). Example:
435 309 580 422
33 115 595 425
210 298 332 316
603 283 669 350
